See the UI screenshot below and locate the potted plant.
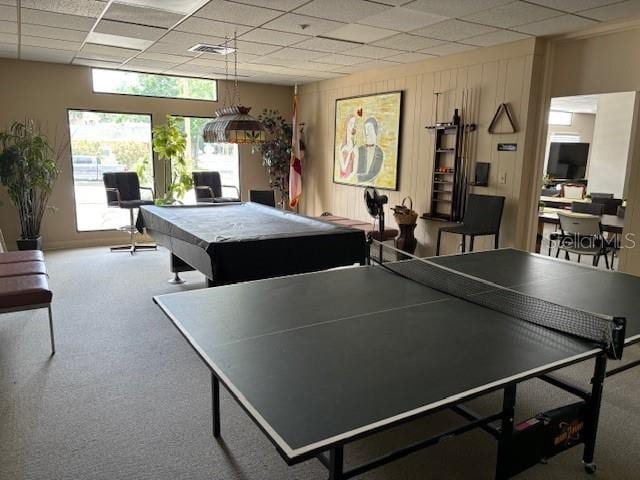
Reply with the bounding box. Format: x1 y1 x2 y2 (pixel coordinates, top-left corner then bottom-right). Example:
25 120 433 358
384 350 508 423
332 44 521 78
0 120 62 250
538 200 546 213
152 116 192 205
254 109 292 208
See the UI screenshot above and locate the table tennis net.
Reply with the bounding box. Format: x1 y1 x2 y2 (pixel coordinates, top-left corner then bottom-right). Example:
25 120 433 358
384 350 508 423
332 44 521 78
370 240 625 359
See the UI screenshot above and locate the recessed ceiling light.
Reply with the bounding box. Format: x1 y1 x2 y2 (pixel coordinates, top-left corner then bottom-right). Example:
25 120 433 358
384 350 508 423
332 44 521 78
86 31 153 51
116 0 209 15
188 43 236 55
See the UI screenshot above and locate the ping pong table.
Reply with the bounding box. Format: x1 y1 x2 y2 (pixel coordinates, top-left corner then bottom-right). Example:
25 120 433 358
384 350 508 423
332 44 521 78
137 202 366 286
153 247 637 479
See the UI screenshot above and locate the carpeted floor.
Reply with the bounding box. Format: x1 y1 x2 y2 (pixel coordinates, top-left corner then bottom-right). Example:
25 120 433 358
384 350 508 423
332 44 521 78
1 246 639 480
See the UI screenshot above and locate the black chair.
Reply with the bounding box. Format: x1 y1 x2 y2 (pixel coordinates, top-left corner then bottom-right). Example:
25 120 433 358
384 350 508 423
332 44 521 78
541 188 559 197
103 172 156 254
590 192 614 199
571 202 604 215
249 190 276 207
436 194 505 255
591 197 623 215
192 171 240 203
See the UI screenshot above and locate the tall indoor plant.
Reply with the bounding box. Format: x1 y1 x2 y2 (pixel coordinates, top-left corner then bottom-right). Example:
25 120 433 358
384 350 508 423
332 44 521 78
0 120 62 250
152 115 192 205
254 109 292 208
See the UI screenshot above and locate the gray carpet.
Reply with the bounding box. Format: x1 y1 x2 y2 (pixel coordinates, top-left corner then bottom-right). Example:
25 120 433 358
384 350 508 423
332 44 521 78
1 247 639 480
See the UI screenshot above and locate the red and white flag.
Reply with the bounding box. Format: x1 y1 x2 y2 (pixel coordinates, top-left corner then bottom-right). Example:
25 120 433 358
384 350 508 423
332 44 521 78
289 89 303 209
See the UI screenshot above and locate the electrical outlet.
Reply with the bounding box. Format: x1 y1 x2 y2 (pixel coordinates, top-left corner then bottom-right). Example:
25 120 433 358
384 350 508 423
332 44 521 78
499 171 507 184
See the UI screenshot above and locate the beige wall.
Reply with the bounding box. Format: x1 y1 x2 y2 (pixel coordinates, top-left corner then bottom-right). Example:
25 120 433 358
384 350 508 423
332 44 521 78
0 58 293 249
529 23 640 274
298 39 542 256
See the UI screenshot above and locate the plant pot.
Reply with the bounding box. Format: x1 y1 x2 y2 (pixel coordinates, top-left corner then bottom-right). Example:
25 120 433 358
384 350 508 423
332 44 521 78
16 236 42 251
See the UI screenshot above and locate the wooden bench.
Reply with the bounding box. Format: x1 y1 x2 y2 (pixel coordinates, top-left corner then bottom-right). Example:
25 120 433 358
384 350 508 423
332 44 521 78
0 251 55 355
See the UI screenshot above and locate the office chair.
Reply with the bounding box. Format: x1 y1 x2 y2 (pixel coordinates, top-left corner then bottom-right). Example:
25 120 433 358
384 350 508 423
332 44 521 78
192 171 240 203
103 172 156 254
249 190 276 207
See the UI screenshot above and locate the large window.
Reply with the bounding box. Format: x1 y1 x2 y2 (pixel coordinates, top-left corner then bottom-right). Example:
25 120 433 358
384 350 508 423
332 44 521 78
68 110 154 232
172 116 240 203
92 69 217 101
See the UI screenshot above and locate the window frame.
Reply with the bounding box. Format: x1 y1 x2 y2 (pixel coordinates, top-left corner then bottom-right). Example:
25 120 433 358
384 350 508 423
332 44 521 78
91 68 218 102
170 113 242 196
66 108 156 233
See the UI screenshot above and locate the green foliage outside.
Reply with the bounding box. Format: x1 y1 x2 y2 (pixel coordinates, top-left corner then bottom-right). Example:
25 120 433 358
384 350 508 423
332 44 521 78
172 116 211 171
152 115 192 205
114 72 216 101
70 139 152 185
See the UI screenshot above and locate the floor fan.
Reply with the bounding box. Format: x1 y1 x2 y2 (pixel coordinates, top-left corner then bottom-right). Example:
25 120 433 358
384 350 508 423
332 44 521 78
364 187 388 263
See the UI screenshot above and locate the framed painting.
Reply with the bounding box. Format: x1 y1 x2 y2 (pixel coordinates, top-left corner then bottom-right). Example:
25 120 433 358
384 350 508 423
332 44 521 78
333 91 402 190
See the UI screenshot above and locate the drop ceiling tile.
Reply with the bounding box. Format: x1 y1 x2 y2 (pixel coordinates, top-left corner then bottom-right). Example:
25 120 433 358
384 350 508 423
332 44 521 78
0 0 16 5
95 19 167 40
373 32 443 51
292 36 360 53
527 0 619 12
343 44 403 59
21 0 106 17
465 29 530 46
295 0 391 23
265 46 327 61
359 7 448 32
72 57 123 68
324 23 396 43
0 4 16 21
86 31 153 50
0 43 17 58
386 51 435 63
464 1 562 28
0 20 16 34
0 32 17 44
250 55 300 66
412 19 496 41
238 27 311 46
172 62 223 74
138 51 192 63
81 42 140 58
104 3 183 28
580 1 640 21
235 39 282 55
114 0 207 14
187 56 227 67
20 45 76 62
21 24 88 42
21 9 95 31
311 53 370 65
162 30 226 48
175 17 251 37
515 14 597 35
262 13 345 36
292 61 354 73
196 0 282 26
21 35 82 51
124 57 179 69
356 58 402 70
403 0 512 18
146 40 199 56
232 0 308 11
420 42 477 55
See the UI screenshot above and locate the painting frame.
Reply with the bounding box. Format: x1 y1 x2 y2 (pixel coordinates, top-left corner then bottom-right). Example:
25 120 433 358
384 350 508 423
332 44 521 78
333 91 403 191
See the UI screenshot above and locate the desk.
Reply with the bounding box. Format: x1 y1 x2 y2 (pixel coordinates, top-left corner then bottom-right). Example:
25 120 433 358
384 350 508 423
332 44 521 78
540 195 589 209
137 203 366 286
154 248 636 479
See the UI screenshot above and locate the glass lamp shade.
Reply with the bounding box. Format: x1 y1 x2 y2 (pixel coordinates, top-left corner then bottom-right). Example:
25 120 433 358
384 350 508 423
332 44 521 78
202 106 266 144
